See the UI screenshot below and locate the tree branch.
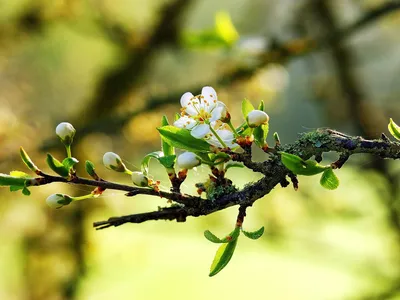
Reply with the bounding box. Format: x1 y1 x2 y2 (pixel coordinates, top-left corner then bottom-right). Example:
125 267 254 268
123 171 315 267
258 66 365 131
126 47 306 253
88 128 399 229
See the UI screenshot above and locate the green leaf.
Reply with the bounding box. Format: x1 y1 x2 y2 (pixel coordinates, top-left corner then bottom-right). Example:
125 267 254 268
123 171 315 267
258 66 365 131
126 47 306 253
0 174 27 187
241 99 255 120
204 227 241 244
10 171 31 178
10 185 24 192
211 152 230 165
215 11 239 45
258 100 265 111
46 154 69 177
22 187 31 196
158 155 176 169
141 151 164 175
388 118 400 141
157 126 211 153
225 162 244 172
85 160 96 177
253 123 269 147
20 147 39 172
209 238 238 277
204 230 225 243
280 152 327 176
320 168 340 190
194 152 214 165
62 157 79 170
242 226 264 240
161 116 174 156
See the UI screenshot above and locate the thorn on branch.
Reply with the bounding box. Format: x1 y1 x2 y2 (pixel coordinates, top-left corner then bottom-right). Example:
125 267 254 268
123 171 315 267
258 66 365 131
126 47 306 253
288 173 299 191
331 153 350 169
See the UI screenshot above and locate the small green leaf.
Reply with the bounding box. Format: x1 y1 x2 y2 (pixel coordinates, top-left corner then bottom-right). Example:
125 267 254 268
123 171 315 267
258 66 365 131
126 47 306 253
215 11 239 45
157 126 211 153
205 227 241 244
161 116 174 156
194 152 214 165
242 226 264 240
388 118 400 141
320 168 340 190
85 160 96 177
225 162 244 172
46 154 69 177
20 147 39 172
254 123 269 147
273 132 280 144
258 100 264 111
62 157 79 170
204 230 225 243
211 152 230 164
241 99 255 120
141 151 164 175
10 171 31 178
158 155 176 169
10 185 24 192
280 152 327 176
209 238 238 277
0 174 27 187
22 187 31 196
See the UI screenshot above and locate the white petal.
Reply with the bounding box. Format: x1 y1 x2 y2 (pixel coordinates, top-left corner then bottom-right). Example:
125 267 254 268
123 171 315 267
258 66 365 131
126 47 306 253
205 137 221 148
180 92 198 116
191 124 210 139
201 86 218 111
210 106 223 122
180 92 194 108
173 116 197 129
216 130 238 148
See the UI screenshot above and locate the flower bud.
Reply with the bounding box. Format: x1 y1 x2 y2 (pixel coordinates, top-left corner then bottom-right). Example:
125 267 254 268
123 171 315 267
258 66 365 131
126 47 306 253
246 110 269 128
103 152 127 172
177 152 201 170
46 193 72 209
55 122 76 145
131 171 149 187
219 103 231 123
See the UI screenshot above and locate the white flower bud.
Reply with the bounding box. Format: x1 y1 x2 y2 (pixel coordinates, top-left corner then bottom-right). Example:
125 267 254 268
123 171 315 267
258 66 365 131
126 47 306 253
131 171 149 187
55 122 76 145
177 152 201 170
46 193 71 209
103 152 127 172
246 110 269 128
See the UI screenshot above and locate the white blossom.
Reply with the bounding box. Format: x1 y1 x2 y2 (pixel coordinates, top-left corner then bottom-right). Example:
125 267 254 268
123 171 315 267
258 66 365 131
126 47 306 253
246 110 269 128
174 87 225 139
177 152 201 169
103 152 127 172
131 171 149 187
46 193 71 209
55 122 76 144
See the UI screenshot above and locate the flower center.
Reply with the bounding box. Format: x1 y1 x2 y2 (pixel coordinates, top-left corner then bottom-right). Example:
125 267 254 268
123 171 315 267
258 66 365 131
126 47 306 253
194 108 211 123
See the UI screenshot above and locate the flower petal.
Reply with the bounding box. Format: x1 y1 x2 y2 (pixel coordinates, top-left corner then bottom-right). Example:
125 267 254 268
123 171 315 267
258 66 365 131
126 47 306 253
173 116 197 129
206 129 238 148
201 86 218 111
210 106 223 122
180 92 198 116
191 124 210 139
180 92 194 107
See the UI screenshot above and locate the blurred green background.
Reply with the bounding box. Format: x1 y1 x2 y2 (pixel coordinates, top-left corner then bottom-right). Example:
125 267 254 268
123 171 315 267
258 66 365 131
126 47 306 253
0 0 400 299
